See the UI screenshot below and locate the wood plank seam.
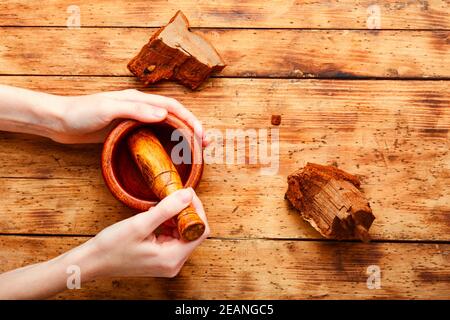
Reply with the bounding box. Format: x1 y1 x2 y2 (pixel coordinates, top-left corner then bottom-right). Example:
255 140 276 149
0 233 449 245
1 74 450 80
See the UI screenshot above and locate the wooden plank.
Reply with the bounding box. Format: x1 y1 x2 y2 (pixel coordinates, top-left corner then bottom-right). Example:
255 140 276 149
0 28 449 78
1 0 449 29
0 235 448 299
0 77 448 241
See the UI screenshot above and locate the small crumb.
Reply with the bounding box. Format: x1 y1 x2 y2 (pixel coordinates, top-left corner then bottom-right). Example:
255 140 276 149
271 115 281 126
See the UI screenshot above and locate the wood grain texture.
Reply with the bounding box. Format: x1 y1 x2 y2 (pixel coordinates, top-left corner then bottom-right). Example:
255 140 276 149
0 235 448 299
0 28 449 78
0 0 449 29
0 77 448 241
0 0 448 302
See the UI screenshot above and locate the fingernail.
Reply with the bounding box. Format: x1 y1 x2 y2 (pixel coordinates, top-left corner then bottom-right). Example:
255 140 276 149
179 188 193 203
152 108 167 118
194 123 203 137
202 136 211 147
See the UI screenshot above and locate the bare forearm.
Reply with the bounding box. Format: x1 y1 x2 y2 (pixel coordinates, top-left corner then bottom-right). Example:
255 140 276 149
0 240 101 299
0 85 64 140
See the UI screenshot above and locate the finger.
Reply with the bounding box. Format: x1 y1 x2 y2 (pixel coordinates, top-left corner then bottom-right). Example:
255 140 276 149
131 188 194 237
157 224 175 237
202 134 211 148
164 192 210 256
151 95 203 140
201 130 207 147
120 91 204 140
189 192 211 241
162 217 177 228
164 232 206 262
203 130 220 149
156 234 174 243
101 100 168 123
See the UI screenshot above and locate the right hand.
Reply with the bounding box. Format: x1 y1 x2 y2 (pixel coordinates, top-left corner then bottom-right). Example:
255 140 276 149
89 188 210 278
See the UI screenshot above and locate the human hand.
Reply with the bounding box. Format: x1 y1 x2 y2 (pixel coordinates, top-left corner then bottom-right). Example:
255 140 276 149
51 89 204 144
87 188 210 278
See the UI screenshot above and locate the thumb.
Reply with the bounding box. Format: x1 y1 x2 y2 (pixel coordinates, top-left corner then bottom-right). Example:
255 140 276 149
103 100 168 122
132 188 194 237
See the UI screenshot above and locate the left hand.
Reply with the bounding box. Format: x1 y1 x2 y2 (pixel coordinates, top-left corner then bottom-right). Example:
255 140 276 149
51 89 204 144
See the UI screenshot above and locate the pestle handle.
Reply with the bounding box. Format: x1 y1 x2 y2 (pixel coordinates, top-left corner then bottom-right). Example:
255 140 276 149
128 128 205 241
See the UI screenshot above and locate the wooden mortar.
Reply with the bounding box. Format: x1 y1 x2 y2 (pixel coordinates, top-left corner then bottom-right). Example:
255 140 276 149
128 128 205 241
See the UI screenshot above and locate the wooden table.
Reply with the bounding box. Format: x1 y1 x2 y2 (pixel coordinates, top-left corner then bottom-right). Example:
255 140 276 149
0 1 449 299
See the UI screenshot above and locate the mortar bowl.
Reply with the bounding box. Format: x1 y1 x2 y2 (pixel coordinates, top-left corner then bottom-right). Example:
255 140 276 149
101 115 203 211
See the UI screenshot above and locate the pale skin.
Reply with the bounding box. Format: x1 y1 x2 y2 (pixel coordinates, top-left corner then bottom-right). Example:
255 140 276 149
0 85 210 299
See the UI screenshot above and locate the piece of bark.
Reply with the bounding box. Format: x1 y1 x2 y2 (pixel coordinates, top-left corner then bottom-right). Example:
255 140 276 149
285 163 375 242
127 11 226 89
271 115 281 126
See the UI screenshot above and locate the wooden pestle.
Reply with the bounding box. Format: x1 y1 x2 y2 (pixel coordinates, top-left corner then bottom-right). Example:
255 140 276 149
127 128 205 241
